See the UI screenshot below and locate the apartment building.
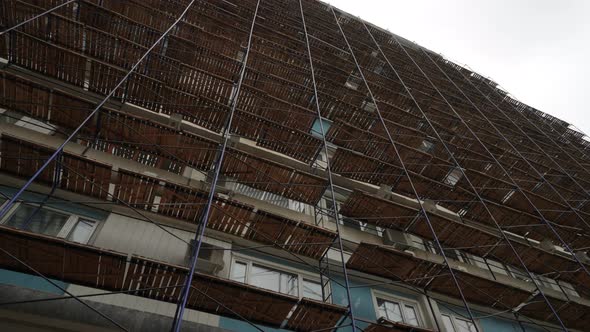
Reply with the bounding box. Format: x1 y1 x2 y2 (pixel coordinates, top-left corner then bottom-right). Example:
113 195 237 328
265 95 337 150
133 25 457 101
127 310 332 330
0 0 589 331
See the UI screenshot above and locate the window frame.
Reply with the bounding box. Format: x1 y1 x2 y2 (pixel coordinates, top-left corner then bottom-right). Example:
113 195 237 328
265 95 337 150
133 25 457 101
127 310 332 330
440 313 480 332
419 139 435 153
310 117 333 139
322 197 384 237
229 254 326 301
371 290 425 327
443 167 464 186
0 200 100 244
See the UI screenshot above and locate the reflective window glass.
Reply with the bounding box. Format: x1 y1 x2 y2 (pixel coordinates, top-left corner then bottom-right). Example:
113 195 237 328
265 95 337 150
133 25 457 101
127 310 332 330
441 315 455 332
250 264 298 296
404 305 419 326
230 261 247 283
68 219 96 243
377 298 403 322
5 205 68 237
302 279 323 300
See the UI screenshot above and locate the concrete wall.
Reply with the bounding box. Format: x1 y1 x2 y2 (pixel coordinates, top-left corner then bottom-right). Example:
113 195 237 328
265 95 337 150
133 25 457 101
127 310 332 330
0 185 569 331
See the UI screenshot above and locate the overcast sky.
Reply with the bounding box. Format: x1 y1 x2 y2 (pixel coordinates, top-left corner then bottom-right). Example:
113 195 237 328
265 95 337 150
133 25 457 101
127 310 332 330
328 0 590 136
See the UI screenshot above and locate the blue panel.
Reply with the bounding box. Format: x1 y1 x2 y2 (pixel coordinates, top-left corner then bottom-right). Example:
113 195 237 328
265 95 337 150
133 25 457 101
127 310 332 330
331 277 376 320
311 118 332 138
330 277 375 331
480 314 546 332
439 304 545 332
479 316 521 332
0 268 67 294
218 318 292 332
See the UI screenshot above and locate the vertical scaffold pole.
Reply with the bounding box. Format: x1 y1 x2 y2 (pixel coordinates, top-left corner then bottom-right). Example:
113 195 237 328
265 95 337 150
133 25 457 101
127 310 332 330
171 1 261 331
298 1 358 329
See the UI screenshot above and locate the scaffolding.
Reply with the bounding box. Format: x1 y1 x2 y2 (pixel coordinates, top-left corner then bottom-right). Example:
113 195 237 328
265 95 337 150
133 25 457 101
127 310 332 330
0 0 589 331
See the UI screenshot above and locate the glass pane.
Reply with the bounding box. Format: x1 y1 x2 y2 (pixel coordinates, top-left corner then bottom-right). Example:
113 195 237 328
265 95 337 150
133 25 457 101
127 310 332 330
487 259 508 275
377 298 402 322
311 118 332 138
420 140 434 153
303 279 323 300
250 264 280 293
280 272 298 296
441 315 455 332
230 262 247 283
68 219 96 243
5 205 68 236
377 302 388 320
444 167 463 186
404 305 419 326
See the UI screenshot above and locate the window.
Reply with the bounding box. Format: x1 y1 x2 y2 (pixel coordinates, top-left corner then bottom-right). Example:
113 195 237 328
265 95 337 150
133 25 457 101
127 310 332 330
358 220 384 237
373 62 384 75
230 259 324 300
230 261 247 283
67 218 97 243
558 281 580 298
236 50 245 62
377 298 403 322
507 265 530 282
403 304 419 326
5 204 70 237
457 207 468 217
250 264 298 296
374 296 422 327
531 181 543 192
345 74 361 90
361 99 376 113
442 314 455 331
302 279 323 301
443 167 463 186
465 253 489 270
534 274 562 292
0 203 98 244
416 120 427 131
419 140 435 153
311 117 333 138
501 190 515 203
486 258 509 276
323 196 383 237
0 108 49 133
441 314 477 332
424 241 468 264
443 249 465 263
232 183 311 215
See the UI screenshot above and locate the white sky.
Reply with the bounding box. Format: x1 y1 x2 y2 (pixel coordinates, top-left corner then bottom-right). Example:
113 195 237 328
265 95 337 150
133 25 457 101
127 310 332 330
328 0 590 135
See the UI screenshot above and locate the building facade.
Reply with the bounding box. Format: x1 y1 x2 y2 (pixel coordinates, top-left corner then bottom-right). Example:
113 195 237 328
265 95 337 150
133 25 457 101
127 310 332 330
0 0 589 331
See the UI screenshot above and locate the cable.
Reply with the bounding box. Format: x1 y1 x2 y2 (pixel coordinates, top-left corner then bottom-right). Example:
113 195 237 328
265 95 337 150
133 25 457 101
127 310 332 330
377 27 569 330
171 1 262 330
327 6 481 331
0 0 76 36
0 247 129 331
298 0 359 329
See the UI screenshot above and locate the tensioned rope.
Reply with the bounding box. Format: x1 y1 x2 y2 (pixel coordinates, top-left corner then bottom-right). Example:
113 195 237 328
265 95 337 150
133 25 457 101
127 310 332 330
298 0 359 329
170 0 262 330
327 6 481 331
